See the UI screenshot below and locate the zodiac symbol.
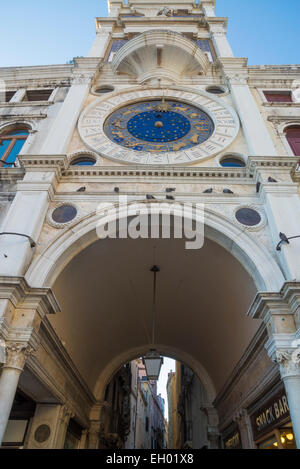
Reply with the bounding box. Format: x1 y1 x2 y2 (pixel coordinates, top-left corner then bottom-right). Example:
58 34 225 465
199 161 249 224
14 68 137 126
172 142 187 151
190 134 199 144
172 106 188 112
112 131 126 139
112 120 125 129
190 113 200 119
148 145 165 152
123 110 135 116
195 126 209 132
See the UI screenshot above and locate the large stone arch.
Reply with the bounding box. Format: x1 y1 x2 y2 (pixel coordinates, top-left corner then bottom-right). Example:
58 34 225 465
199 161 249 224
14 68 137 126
26 201 285 292
25 201 286 406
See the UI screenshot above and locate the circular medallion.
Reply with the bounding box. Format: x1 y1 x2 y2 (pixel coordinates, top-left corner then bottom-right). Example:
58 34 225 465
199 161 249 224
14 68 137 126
79 88 239 165
104 100 214 153
52 205 77 224
34 424 51 443
235 208 262 227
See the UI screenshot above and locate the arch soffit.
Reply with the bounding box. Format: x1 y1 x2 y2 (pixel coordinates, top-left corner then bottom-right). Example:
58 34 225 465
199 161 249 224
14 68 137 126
111 30 210 77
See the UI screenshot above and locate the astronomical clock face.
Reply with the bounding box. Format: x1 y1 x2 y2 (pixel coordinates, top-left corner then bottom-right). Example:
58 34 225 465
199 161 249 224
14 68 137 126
79 89 239 165
104 100 215 153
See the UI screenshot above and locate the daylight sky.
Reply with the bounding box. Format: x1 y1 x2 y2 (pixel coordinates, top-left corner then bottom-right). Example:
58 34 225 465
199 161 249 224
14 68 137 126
1 0 299 68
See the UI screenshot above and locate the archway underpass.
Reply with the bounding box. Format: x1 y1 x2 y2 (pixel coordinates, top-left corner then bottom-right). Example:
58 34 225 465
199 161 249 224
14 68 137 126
46 231 260 448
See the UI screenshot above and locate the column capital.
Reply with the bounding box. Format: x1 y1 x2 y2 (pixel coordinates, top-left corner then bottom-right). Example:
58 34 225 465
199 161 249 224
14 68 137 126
60 405 75 424
275 348 300 379
4 341 35 371
71 57 101 86
206 17 228 33
218 58 249 85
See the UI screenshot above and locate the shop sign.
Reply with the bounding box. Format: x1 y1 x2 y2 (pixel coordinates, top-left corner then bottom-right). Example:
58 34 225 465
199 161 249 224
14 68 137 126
251 389 290 440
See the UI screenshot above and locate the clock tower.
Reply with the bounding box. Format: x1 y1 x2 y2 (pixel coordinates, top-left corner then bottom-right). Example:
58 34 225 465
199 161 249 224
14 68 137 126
79 0 277 166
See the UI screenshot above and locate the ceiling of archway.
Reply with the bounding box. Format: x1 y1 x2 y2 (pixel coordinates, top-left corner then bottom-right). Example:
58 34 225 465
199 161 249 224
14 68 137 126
51 236 258 396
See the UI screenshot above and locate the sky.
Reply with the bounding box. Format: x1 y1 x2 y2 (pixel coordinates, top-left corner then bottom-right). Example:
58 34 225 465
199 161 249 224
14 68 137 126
0 0 299 68
157 357 175 420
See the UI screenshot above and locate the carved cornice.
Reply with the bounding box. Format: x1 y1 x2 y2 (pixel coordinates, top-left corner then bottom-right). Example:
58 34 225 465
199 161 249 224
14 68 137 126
0 276 60 318
62 165 249 180
0 167 25 182
19 155 68 182
0 65 73 87
247 282 300 321
247 156 298 183
0 113 47 120
268 116 300 125
16 158 299 183
247 156 298 168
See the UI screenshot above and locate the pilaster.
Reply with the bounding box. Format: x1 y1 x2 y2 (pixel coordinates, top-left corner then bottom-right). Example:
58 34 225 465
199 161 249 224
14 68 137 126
207 18 233 58
40 58 100 155
249 156 300 281
219 58 277 156
0 168 57 277
201 1 216 17
201 404 220 449
88 27 113 58
248 282 300 448
233 409 255 449
25 404 74 449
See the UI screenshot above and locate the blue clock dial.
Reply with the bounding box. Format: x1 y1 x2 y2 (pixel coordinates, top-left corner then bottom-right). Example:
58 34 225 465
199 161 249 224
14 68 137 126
104 100 214 153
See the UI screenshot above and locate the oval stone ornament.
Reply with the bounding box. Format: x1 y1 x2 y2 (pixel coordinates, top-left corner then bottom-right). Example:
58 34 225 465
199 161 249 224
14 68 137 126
34 424 51 443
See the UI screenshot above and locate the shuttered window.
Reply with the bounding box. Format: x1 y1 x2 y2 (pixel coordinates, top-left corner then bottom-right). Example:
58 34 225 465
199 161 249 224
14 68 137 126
285 126 300 156
264 92 293 103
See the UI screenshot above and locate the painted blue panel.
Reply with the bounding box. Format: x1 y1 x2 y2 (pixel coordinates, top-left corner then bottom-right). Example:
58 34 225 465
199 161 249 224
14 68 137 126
104 100 214 153
127 110 191 143
6 130 29 137
4 139 26 167
106 39 128 61
0 139 12 160
193 39 213 55
72 159 95 166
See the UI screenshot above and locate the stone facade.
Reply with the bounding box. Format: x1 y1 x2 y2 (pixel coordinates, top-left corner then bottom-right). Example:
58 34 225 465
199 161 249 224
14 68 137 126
0 0 300 450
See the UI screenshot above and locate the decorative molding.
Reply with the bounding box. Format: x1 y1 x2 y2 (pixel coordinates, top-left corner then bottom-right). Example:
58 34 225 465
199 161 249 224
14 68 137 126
268 116 300 124
63 165 249 180
247 282 300 321
273 348 300 379
0 276 60 317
